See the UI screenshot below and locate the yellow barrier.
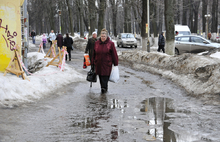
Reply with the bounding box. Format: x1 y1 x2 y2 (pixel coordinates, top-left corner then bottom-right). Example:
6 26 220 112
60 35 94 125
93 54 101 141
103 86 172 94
0 0 24 72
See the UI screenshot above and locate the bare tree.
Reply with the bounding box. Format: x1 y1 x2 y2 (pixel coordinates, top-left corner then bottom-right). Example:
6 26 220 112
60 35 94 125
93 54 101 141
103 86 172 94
211 0 218 33
88 0 97 36
202 0 207 33
109 0 120 37
98 0 106 36
141 0 147 51
66 0 74 36
165 0 175 55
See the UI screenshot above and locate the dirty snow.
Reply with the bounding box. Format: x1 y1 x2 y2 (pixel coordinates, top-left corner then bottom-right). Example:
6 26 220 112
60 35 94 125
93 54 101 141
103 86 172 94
119 51 220 105
1 35 220 106
0 51 84 107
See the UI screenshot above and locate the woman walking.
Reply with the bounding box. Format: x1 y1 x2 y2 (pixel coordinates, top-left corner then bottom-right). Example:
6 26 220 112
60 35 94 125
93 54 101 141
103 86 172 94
63 33 73 61
93 29 118 94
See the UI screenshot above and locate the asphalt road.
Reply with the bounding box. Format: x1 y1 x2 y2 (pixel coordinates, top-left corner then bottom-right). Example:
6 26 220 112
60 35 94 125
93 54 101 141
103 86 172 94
0 41 219 142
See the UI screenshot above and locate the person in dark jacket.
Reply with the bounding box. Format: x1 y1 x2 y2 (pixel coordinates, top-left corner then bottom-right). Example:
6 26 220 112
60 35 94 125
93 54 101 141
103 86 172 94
158 32 165 53
84 32 98 68
56 32 63 49
93 28 118 94
63 33 73 61
31 30 36 44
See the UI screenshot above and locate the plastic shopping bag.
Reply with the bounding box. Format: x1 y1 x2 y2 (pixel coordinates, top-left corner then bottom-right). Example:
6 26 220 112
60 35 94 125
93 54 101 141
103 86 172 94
84 54 91 66
109 66 119 83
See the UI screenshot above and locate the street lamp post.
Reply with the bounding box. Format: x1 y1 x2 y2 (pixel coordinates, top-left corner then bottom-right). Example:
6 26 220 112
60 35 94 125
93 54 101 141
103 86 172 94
147 0 150 52
58 10 61 34
205 14 211 39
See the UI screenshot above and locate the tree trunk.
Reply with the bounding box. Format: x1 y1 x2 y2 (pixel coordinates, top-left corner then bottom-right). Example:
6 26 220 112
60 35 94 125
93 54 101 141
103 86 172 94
165 0 175 55
77 0 84 38
190 1 193 33
49 0 55 32
216 0 218 33
141 0 147 51
110 0 119 37
98 0 106 36
182 0 188 25
202 0 207 33
158 0 164 34
66 0 74 36
151 1 157 36
124 0 128 33
88 0 96 36
193 1 200 33
211 0 217 32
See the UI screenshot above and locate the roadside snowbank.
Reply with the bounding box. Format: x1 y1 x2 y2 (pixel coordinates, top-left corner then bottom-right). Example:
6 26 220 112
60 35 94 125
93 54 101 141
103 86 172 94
0 52 84 107
119 51 220 104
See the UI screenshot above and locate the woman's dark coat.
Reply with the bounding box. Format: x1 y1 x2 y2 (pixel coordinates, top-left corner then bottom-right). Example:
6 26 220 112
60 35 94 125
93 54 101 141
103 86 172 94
93 37 118 76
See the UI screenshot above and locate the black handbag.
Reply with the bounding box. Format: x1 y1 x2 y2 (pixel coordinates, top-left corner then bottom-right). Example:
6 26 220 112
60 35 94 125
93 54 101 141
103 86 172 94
86 69 97 82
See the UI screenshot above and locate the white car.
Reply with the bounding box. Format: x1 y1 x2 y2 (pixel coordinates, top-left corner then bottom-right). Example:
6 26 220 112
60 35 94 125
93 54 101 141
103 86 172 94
117 33 137 48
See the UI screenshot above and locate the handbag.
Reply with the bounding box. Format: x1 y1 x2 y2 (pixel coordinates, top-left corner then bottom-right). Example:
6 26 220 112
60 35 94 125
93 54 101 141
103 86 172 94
86 69 97 82
109 66 119 83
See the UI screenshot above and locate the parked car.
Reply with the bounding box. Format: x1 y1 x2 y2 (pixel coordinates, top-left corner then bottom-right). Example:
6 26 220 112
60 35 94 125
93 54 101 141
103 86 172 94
175 35 220 55
117 33 137 48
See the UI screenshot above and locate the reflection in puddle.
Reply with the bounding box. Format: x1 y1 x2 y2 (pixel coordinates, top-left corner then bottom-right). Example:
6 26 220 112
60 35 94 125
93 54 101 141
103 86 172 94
69 95 207 141
140 97 202 142
108 99 128 110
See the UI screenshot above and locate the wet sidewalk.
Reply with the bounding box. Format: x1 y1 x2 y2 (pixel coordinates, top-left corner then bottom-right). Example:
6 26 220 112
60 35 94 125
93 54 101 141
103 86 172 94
0 43 219 142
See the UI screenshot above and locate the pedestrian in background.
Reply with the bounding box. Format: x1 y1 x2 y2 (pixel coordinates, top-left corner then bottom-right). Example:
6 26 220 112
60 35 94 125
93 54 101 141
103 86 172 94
93 28 118 94
42 33 47 49
31 30 36 44
63 33 73 61
84 31 98 68
208 33 212 40
49 30 56 47
56 32 63 49
158 32 165 53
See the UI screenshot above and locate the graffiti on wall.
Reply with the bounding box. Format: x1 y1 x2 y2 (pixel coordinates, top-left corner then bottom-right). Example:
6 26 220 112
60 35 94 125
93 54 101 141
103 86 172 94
0 19 17 51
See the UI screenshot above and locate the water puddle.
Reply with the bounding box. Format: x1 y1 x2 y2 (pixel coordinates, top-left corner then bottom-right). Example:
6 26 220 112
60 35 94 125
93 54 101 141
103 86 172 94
68 96 212 141
138 97 208 142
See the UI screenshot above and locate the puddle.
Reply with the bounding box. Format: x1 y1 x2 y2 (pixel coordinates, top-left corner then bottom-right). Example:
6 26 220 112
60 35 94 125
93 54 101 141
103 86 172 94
139 97 206 142
68 96 212 141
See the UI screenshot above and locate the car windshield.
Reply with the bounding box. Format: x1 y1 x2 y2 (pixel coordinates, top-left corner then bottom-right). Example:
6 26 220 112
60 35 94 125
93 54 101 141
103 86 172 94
121 34 135 38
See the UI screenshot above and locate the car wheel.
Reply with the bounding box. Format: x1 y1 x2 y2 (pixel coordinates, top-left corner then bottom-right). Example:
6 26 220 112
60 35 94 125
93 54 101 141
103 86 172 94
117 44 119 47
135 45 137 48
175 48 179 55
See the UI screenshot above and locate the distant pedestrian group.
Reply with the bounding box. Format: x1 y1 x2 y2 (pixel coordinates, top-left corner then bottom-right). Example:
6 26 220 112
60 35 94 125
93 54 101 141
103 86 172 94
41 30 73 61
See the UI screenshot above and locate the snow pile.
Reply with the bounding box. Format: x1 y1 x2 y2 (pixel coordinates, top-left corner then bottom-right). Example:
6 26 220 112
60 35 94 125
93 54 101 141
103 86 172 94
35 35 43 41
27 52 48 73
0 52 84 107
210 52 220 58
119 51 220 103
72 37 87 51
